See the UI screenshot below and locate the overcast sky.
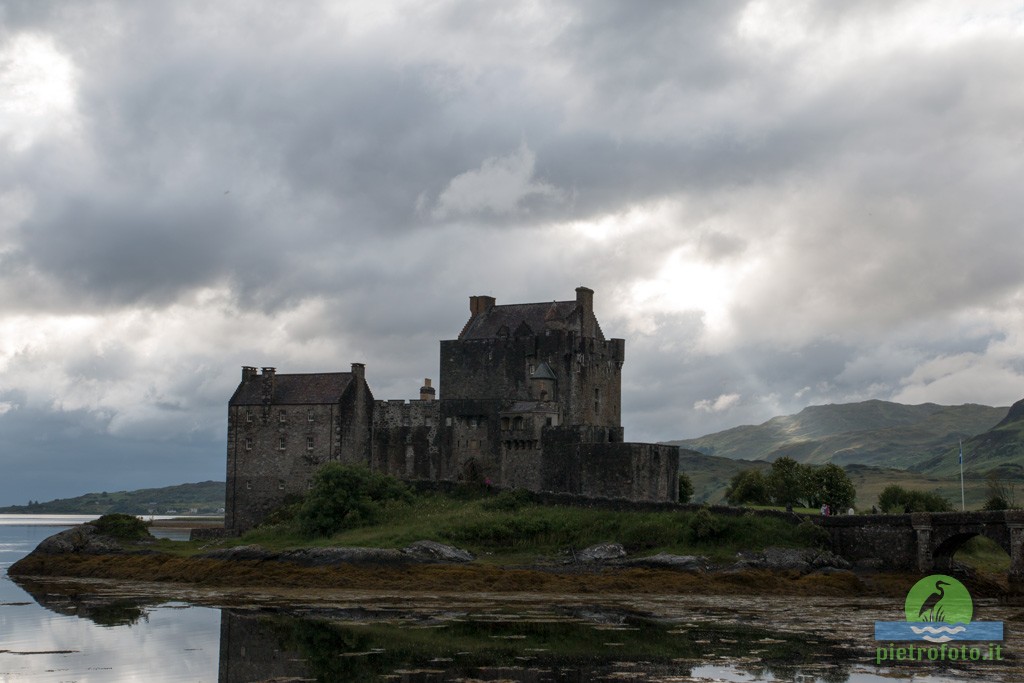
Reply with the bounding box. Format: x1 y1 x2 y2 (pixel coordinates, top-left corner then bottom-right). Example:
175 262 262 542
2 1 1023 505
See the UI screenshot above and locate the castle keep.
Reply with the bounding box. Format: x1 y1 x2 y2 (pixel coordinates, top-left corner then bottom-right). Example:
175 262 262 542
225 287 679 531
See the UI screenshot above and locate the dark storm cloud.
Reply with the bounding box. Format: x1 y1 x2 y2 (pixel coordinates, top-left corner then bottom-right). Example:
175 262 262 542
3 1 1024 503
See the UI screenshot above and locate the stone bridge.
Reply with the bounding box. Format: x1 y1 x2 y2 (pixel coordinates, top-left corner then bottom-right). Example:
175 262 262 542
822 510 1024 580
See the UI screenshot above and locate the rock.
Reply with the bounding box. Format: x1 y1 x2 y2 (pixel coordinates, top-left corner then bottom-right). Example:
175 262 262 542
808 549 851 570
761 547 812 571
622 553 707 572
401 540 475 563
576 542 626 563
734 547 852 573
34 525 128 556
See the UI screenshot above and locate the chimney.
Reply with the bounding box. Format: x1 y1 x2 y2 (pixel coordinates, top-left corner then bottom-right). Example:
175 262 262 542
260 367 276 403
351 362 365 382
241 366 258 382
469 295 496 316
576 286 595 337
419 378 435 401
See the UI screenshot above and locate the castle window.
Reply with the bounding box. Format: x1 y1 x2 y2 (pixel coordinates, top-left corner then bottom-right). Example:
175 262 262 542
445 417 452 427
307 409 314 423
425 417 432 427
529 364 535 375
245 481 252 490
594 388 601 412
306 436 314 450
513 416 523 430
279 410 287 423
501 417 510 430
545 417 552 427
469 417 478 429
245 438 252 451
278 436 286 450
278 480 285 490
245 410 252 423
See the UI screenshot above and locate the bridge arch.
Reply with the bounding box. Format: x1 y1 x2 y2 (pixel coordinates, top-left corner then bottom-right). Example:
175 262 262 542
822 510 1024 583
931 529 1010 572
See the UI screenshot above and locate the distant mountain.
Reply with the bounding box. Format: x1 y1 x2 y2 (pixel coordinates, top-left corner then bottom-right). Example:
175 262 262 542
669 400 1009 471
0 481 225 515
913 398 1024 479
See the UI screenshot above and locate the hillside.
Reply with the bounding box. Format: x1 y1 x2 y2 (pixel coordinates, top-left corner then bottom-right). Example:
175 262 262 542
670 400 1008 470
913 397 1024 479
0 481 225 515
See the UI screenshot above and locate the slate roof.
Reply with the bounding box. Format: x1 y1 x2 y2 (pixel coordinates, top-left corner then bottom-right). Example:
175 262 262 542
230 373 354 405
532 362 557 380
459 300 580 340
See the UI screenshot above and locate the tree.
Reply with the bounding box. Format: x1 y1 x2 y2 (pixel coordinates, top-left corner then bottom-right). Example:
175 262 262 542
677 473 695 504
985 471 1018 510
724 469 771 505
767 457 808 507
877 484 951 513
807 464 856 510
297 464 412 537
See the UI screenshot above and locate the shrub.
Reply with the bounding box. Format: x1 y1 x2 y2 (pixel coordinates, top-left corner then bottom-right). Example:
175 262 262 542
983 495 1009 511
297 464 412 537
262 493 306 526
688 507 723 543
90 513 150 541
677 473 694 504
877 484 951 513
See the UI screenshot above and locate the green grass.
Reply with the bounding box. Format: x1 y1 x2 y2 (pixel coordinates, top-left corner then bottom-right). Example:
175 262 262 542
217 490 825 564
954 536 1011 573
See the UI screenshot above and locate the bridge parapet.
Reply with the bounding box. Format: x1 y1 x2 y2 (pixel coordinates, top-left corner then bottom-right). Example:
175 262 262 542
821 510 1024 579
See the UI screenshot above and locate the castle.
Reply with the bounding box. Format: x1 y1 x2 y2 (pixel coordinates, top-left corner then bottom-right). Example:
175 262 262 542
225 287 679 531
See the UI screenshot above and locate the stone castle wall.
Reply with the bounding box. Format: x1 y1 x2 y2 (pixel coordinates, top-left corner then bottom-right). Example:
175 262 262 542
371 399 441 479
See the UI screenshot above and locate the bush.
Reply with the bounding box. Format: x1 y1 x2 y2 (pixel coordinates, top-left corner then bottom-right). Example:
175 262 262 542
677 473 694 504
688 507 723 543
297 464 412 537
877 484 951 513
262 493 306 526
90 513 150 541
983 495 1009 511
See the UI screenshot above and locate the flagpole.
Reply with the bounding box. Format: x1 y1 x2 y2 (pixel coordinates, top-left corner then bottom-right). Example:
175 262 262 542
959 439 965 512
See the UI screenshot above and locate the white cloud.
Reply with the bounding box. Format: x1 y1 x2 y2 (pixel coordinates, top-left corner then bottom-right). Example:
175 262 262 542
432 143 563 218
694 393 742 413
0 32 80 151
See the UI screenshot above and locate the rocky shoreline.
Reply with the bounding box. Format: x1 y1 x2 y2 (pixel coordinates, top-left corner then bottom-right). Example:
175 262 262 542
6 522 1006 600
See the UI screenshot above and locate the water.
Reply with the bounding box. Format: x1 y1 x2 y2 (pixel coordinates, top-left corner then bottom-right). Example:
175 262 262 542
1 517 1019 682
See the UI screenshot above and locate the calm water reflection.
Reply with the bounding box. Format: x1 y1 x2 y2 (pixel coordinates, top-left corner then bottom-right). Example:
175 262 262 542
2 519 1018 682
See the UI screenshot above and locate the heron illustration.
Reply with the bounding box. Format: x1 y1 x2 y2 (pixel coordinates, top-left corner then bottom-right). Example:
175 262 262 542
917 579 949 622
